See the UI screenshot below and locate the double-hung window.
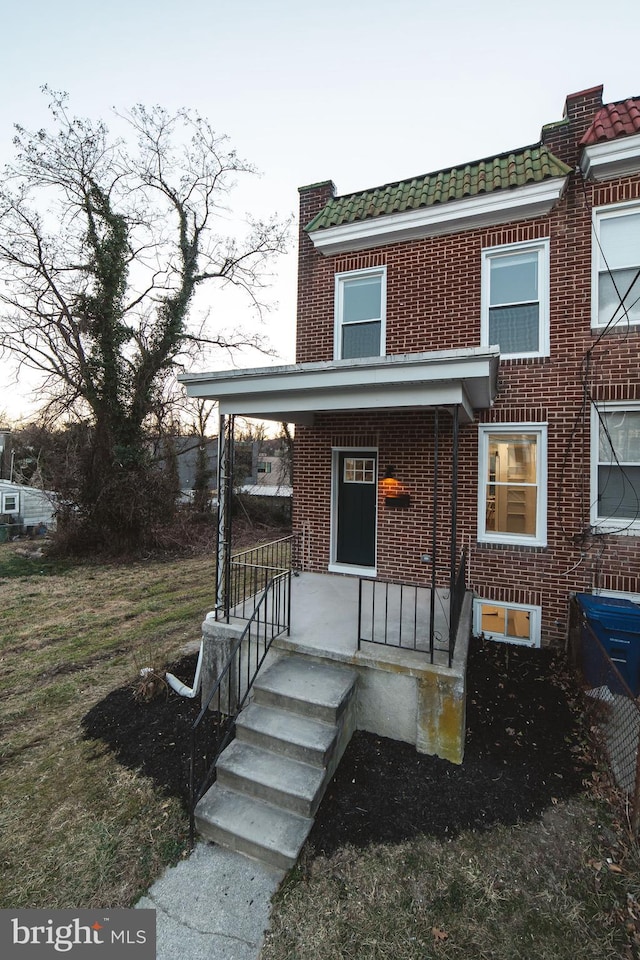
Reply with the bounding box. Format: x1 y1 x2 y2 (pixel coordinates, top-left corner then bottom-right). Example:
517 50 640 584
1 493 18 514
591 402 640 532
481 240 549 358
478 424 547 546
334 267 386 360
593 204 640 329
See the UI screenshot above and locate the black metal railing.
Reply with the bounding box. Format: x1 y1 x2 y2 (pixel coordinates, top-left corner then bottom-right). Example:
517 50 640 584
357 548 467 668
226 534 299 620
188 570 291 843
358 578 430 652
449 547 468 666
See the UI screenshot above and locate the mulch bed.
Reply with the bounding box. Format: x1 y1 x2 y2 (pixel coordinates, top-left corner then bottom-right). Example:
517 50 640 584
81 637 591 853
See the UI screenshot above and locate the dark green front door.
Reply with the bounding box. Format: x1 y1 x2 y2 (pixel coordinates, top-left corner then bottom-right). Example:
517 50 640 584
336 452 377 567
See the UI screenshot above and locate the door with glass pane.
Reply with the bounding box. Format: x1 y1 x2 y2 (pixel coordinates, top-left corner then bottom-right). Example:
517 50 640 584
335 452 377 567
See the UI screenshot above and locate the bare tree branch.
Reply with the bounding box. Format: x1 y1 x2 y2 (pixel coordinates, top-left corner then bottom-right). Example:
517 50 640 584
0 89 290 552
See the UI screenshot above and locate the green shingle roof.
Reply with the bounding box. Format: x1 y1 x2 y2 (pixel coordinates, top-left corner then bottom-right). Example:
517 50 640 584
306 145 570 232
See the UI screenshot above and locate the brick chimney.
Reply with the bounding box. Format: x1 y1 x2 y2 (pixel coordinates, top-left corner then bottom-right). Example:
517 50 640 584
541 85 604 167
296 181 335 362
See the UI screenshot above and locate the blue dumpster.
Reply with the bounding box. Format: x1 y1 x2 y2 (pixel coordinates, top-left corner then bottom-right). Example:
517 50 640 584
576 593 640 696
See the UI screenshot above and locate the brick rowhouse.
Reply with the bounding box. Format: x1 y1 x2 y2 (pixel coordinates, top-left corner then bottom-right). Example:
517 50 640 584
293 85 640 646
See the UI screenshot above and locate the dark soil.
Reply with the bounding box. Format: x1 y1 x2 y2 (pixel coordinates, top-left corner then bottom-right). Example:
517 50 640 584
81 637 591 853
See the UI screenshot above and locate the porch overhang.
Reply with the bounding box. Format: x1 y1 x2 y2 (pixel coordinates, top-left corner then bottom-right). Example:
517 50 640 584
179 346 500 425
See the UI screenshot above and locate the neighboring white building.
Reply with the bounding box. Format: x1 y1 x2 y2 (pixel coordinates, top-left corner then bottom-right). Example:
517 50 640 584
0 480 57 537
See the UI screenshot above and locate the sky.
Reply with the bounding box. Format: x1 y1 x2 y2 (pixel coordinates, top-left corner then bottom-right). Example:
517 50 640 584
1 0 639 421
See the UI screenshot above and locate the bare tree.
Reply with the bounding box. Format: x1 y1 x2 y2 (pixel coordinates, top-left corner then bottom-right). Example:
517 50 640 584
279 421 294 486
0 89 289 552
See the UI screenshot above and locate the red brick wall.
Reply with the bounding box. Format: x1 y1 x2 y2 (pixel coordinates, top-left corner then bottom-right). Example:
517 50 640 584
293 93 640 646
296 181 336 363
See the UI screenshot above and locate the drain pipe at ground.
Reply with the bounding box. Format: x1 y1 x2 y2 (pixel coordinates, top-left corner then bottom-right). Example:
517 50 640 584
165 640 204 698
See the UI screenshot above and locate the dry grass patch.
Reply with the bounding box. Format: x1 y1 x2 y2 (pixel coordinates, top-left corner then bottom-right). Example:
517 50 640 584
0 541 215 909
264 797 639 960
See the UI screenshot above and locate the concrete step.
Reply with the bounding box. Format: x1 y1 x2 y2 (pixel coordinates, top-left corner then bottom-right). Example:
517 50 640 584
253 657 357 724
196 655 358 870
216 739 325 817
195 783 313 871
236 701 338 766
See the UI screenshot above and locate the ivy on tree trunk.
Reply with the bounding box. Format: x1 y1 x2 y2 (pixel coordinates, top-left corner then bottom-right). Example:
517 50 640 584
0 89 289 552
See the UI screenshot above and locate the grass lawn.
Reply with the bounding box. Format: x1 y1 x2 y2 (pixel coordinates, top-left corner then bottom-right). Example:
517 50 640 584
263 796 640 960
3 537 640 959
0 540 213 909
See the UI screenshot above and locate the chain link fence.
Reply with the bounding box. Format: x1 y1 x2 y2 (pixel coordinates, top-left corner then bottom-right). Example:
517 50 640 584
568 596 640 832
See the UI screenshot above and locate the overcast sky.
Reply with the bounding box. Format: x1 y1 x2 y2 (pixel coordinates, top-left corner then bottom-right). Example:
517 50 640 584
1 0 639 420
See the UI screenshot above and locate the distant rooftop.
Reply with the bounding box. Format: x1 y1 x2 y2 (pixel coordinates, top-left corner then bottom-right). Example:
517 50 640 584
580 97 640 146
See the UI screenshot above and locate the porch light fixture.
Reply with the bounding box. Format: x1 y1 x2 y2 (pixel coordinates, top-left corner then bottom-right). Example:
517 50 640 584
381 465 411 509
381 465 399 487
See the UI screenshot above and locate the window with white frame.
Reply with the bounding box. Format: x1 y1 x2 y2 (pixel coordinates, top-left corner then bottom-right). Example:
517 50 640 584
473 598 541 647
334 268 386 360
2 493 18 514
591 402 640 531
478 424 547 546
481 240 549 358
593 203 640 329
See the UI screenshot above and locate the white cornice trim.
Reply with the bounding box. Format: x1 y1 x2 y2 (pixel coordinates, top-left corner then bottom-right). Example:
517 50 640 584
308 178 568 255
581 133 640 181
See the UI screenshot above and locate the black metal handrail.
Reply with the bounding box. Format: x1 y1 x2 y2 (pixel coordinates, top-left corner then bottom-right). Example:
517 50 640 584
226 533 299 620
448 547 468 666
188 570 291 843
357 547 467 668
358 578 430 652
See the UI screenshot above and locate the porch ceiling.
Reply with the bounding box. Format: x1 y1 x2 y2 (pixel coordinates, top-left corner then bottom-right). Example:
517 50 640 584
179 346 500 425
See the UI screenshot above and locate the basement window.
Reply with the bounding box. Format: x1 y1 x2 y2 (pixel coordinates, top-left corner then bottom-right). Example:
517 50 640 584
473 599 540 647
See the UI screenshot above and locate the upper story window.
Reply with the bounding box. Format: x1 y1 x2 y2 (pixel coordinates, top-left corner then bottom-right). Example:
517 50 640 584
593 203 640 329
481 240 549 358
334 267 386 360
478 424 547 547
591 402 640 532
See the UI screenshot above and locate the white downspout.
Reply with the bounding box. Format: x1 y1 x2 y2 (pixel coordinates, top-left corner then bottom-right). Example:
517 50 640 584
165 640 204 698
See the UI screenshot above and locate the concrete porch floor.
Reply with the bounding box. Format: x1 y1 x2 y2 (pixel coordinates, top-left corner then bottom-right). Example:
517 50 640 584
276 571 454 667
